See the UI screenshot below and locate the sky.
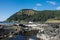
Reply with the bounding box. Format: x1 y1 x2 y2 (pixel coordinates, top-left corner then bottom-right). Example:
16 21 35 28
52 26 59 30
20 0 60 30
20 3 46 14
0 0 60 21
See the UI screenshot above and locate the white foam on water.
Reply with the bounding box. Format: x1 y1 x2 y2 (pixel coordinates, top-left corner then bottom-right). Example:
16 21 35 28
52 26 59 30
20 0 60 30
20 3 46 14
29 38 34 40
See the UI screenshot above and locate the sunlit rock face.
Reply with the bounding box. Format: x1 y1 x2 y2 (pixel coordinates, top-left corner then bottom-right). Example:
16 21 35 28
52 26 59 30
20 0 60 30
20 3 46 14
36 24 60 40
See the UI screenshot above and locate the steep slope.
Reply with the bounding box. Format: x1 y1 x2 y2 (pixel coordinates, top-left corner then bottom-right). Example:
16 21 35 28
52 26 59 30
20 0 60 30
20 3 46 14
6 9 38 22
6 9 60 22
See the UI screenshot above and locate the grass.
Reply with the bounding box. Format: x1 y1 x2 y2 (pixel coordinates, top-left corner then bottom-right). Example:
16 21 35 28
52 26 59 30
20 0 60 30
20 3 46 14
45 19 60 23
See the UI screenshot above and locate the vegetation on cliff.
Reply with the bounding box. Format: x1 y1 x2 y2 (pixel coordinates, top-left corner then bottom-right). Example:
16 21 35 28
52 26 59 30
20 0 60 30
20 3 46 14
6 9 60 22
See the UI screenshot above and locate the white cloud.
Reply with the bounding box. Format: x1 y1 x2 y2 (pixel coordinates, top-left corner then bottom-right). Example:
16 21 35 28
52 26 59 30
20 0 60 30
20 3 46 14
33 3 42 10
56 6 60 10
46 1 56 5
36 3 42 6
33 7 37 10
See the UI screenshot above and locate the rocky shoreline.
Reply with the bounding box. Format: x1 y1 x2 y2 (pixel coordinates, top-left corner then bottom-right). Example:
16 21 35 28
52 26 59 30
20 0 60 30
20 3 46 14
0 23 60 40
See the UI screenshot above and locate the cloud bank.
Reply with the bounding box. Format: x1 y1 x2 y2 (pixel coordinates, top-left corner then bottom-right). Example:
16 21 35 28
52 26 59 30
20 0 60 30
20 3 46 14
56 6 60 10
36 3 42 6
46 1 56 5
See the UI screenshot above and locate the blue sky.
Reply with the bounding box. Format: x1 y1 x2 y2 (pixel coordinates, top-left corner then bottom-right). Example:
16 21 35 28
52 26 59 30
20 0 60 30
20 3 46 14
0 0 60 21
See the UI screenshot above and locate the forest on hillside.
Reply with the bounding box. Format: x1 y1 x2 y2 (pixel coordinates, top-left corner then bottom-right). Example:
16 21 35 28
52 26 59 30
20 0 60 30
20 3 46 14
6 9 60 22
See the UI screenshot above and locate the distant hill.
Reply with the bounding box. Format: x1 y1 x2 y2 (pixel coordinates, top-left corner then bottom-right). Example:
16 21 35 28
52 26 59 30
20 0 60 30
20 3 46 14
6 9 60 22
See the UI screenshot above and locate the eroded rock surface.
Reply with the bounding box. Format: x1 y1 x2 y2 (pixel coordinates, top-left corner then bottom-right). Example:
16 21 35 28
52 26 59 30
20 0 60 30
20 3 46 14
37 24 60 40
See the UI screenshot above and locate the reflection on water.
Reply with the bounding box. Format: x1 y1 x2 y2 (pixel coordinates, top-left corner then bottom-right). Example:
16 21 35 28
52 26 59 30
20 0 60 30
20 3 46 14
0 22 37 40
9 34 37 40
9 35 27 40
